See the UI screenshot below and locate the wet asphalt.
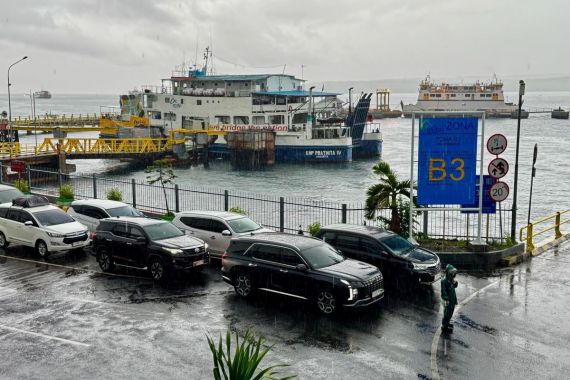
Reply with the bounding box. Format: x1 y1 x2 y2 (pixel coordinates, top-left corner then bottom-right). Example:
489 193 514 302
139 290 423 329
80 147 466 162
0 241 569 379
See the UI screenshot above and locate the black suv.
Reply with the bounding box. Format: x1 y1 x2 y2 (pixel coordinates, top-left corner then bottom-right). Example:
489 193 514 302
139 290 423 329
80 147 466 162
315 224 441 286
221 233 384 314
92 217 209 281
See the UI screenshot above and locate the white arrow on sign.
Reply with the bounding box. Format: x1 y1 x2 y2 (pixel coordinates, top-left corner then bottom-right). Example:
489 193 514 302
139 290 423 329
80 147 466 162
489 181 510 202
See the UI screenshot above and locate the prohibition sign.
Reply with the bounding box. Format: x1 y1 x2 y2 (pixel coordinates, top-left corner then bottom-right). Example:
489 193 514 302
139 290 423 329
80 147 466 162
488 157 509 179
487 134 507 155
489 181 510 202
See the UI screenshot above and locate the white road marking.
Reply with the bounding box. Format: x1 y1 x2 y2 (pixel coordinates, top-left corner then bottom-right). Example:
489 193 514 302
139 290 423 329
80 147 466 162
0 323 91 347
430 280 500 380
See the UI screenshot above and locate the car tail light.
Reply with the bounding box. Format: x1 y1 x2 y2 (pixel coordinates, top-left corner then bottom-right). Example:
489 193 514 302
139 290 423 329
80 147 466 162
90 231 97 240
222 251 228 266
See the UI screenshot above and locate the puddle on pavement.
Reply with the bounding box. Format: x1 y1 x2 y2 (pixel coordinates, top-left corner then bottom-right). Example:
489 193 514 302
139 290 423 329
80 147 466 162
457 314 497 335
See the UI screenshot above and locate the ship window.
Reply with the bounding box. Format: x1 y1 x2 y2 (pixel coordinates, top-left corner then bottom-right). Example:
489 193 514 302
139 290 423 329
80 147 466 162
450 94 456 97
165 97 170 103
197 100 202 105
465 94 471 98
430 94 435 97
215 115 230 124
269 115 284 124
163 112 176 121
435 94 441 98
234 116 249 125
180 99 184 104
252 116 265 125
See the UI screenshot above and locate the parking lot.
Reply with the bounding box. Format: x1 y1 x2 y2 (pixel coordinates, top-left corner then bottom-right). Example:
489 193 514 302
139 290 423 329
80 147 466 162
1 241 570 379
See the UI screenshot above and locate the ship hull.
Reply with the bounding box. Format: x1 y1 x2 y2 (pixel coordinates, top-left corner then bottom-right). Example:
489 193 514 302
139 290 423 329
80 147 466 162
210 142 352 163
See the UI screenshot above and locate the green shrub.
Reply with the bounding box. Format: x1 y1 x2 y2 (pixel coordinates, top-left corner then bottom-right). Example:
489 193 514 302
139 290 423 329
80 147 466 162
106 187 123 201
206 329 295 380
229 206 246 215
13 179 30 193
307 221 321 236
58 183 74 201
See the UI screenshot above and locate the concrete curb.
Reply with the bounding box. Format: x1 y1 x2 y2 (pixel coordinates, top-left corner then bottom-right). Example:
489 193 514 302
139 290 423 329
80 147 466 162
530 233 570 257
434 243 526 269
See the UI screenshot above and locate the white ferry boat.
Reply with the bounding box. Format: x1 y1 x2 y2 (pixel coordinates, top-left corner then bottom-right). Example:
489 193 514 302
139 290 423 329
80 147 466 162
402 76 526 118
34 90 52 99
135 58 381 162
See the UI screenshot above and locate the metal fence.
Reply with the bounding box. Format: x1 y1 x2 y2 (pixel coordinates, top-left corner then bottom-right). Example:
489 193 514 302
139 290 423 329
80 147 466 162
0 164 512 242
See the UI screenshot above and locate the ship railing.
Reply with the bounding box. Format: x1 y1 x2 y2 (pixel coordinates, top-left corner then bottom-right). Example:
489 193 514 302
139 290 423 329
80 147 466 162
140 85 172 94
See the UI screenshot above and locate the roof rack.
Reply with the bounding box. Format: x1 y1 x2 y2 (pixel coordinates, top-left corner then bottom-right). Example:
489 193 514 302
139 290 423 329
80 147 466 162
12 195 50 208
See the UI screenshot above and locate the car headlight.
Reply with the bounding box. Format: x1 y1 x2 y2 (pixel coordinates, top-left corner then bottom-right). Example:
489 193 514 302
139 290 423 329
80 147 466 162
412 262 430 270
163 248 183 255
340 279 359 301
204 243 209 250
47 232 65 238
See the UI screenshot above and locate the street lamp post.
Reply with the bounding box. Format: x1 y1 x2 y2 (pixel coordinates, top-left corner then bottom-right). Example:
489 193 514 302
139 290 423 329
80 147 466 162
7 56 28 142
511 80 525 242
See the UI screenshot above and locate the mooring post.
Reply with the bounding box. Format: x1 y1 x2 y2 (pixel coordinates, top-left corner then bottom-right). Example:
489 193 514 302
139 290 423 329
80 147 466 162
342 204 347 224
279 197 285 232
92 174 97 199
224 190 229 211
175 184 180 213
131 179 137 208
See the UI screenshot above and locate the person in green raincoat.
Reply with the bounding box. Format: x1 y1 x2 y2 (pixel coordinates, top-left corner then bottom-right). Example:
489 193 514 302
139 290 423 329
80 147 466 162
441 264 458 333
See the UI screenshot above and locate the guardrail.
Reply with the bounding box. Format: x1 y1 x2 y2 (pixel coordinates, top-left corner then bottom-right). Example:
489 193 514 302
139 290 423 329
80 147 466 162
520 210 570 251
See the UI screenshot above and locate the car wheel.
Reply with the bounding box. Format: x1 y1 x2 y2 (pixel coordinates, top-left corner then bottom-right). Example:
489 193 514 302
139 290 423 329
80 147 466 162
36 240 49 258
98 250 114 272
149 258 166 281
316 288 337 315
234 272 253 298
0 232 9 248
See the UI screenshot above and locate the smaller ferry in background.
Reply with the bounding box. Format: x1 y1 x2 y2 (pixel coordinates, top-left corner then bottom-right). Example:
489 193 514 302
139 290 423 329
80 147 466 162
34 90 52 99
402 76 528 118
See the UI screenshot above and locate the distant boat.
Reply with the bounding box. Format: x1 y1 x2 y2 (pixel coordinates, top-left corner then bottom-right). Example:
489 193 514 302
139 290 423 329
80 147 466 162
34 90 52 99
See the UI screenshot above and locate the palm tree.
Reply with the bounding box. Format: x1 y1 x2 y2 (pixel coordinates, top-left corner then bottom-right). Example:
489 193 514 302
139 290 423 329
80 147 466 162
365 161 416 234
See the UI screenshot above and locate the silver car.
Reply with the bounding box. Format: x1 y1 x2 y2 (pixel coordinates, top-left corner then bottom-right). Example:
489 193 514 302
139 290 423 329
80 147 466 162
66 199 145 231
171 211 272 258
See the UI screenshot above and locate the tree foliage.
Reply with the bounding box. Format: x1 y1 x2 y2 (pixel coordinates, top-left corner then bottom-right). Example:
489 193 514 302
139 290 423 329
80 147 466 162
365 161 416 234
145 158 177 215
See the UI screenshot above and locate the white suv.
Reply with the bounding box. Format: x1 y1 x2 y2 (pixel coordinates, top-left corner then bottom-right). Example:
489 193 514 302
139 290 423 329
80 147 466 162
0 196 90 257
172 211 272 258
67 199 145 231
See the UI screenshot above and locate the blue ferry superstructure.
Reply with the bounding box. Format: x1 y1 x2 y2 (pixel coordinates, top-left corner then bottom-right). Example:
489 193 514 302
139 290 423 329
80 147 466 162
137 65 381 162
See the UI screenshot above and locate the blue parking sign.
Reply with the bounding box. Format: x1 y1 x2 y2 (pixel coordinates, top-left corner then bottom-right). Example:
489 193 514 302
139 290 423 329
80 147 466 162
461 175 497 214
417 117 478 205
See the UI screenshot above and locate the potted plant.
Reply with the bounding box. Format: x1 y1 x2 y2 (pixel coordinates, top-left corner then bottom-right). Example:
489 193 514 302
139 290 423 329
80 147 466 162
13 178 30 194
106 187 123 201
57 183 74 206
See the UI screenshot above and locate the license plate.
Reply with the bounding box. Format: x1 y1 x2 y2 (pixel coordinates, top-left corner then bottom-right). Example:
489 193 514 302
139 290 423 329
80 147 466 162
71 241 82 247
193 259 205 267
372 288 384 298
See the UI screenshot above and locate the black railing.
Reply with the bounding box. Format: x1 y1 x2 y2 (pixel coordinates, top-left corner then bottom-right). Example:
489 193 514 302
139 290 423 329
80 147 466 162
0 164 512 242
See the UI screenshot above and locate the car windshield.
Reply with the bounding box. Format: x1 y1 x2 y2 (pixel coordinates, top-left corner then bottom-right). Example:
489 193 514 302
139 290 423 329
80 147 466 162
143 223 184 241
227 217 262 233
382 235 415 256
300 243 345 269
107 205 144 217
34 209 75 226
0 189 23 203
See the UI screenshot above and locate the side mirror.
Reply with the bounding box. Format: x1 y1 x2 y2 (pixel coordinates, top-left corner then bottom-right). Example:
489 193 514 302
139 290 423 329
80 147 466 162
136 236 147 243
221 230 232 236
296 264 308 272
380 250 390 257
24 221 34 227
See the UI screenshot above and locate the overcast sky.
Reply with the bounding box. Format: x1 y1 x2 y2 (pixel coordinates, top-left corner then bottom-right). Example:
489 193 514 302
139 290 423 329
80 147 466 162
1 0 568 94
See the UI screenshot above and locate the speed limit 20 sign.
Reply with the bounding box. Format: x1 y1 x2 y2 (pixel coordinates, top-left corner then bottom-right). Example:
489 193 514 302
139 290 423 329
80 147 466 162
489 181 510 202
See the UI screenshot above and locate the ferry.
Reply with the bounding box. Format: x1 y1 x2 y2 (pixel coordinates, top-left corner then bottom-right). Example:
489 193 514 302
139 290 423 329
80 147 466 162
133 56 381 163
402 76 527 118
34 90 52 99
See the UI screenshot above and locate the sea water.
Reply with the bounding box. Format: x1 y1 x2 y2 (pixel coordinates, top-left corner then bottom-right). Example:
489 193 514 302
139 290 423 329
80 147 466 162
2 92 569 225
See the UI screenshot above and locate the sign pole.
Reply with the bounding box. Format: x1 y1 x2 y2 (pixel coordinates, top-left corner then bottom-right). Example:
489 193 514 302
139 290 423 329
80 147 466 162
527 144 538 227
409 113 416 242
476 112 485 243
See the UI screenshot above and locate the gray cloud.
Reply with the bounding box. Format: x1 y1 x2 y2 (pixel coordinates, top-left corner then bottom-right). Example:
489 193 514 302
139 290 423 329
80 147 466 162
1 0 568 93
